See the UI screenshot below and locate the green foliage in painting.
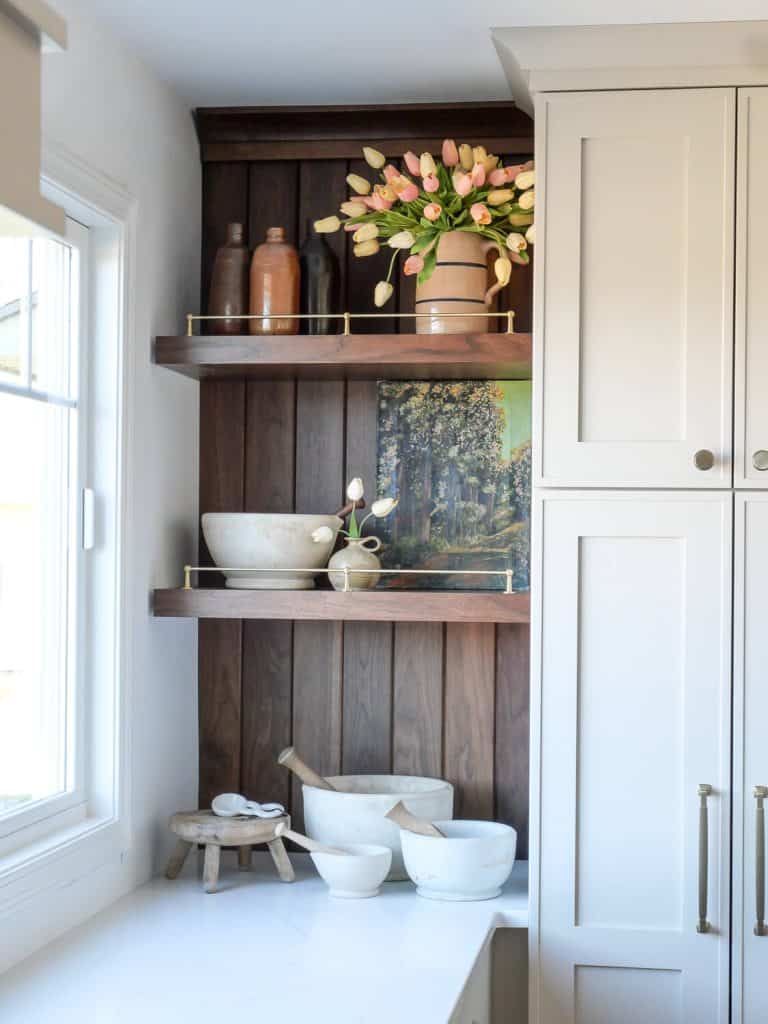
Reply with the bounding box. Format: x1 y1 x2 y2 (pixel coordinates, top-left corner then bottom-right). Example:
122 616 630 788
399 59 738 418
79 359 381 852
376 380 531 590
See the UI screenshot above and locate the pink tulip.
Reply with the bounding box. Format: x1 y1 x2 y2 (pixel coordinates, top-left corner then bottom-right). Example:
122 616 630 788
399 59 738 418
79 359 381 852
383 164 399 183
344 220 361 231
403 254 425 276
470 202 491 225
403 150 421 176
370 192 393 211
470 162 486 188
442 138 459 167
423 202 442 221
453 172 472 197
361 195 377 209
488 168 508 187
398 182 419 203
503 163 524 183
422 174 439 193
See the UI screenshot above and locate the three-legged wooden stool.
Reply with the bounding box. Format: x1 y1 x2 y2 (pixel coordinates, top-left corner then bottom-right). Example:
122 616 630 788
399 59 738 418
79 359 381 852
165 811 295 893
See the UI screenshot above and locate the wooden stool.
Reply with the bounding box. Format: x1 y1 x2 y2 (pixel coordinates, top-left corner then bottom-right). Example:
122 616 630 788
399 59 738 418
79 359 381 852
165 811 295 893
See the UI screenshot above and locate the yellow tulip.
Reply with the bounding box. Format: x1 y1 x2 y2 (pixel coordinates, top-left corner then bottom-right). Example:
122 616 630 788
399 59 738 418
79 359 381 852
354 239 380 257
340 200 367 217
419 152 437 178
472 145 488 165
459 143 474 171
388 230 415 249
488 189 515 206
518 188 535 210
514 169 535 191
508 211 534 227
375 184 397 203
506 232 527 254
374 281 394 307
363 146 386 169
314 216 341 233
353 222 379 243
482 153 500 174
525 224 535 245
494 256 512 287
346 173 372 195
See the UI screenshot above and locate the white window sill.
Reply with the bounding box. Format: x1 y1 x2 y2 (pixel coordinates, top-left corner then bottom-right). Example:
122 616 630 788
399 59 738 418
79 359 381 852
0 815 125 914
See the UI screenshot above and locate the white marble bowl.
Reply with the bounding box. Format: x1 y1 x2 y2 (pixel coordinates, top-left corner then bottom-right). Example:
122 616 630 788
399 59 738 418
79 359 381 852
400 820 517 901
201 513 341 589
303 775 454 881
310 843 392 899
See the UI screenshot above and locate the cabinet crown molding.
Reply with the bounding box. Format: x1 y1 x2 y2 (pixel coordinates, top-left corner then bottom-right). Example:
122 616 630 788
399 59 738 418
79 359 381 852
492 20 768 113
0 0 66 51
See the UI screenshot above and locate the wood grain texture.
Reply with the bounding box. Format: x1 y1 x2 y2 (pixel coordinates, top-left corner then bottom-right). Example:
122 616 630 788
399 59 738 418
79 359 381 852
342 622 393 774
248 161 298 248
393 623 444 779
444 622 496 819
346 158 397 335
198 380 245 808
495 623 530 859
298 160 348 311
154 332 532 381
154 588 531 623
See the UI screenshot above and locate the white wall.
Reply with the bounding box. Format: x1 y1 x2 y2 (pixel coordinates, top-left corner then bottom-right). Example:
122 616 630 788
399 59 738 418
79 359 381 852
3 0 200 969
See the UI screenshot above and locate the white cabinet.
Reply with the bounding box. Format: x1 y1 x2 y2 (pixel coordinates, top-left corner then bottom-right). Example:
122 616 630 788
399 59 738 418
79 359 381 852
733 494 768 1022
536 89 734 488
735 90 768 488
535 492 732 1024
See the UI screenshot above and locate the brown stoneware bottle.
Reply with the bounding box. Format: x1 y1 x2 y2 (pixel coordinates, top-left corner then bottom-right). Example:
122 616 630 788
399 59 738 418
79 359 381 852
249 226 299 335
207 222 249 335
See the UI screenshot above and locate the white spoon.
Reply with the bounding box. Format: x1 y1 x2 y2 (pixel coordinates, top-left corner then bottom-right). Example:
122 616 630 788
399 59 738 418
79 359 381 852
211 793 285 819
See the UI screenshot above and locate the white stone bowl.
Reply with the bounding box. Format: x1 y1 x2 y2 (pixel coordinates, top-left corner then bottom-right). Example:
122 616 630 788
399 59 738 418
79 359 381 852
303 775 454 881
400 820 517 901
201 513 342 589
310 843 392 899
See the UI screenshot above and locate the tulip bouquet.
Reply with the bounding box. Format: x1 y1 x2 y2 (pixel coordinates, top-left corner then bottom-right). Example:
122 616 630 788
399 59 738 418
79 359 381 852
311 478 398 544
313 141 534 306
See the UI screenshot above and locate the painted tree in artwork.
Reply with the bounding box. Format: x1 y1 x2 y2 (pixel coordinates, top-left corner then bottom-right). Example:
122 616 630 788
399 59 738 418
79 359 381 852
376 380 531 590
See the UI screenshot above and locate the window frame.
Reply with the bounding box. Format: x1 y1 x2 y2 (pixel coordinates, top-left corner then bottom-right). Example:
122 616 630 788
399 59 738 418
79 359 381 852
0 144 135 893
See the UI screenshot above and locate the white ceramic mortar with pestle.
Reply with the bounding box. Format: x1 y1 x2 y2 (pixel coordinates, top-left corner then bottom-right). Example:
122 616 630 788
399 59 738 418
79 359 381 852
274 821 391 898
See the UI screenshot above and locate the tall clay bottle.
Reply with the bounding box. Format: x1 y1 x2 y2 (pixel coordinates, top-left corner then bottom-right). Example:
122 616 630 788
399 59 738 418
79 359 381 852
207 222 249 335
249 226 299 335
299 220 338 334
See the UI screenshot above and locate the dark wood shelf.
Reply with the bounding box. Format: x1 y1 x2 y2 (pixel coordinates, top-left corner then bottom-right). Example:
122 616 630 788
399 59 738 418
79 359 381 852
153 332 532 381
152 588 530 624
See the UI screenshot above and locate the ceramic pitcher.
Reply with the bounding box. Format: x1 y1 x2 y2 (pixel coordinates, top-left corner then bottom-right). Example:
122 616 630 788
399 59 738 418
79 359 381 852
328 537 382 591
415 230 505 334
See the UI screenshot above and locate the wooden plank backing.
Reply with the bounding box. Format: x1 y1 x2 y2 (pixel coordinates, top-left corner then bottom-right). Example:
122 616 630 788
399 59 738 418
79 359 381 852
393 622 444 779
444 622 496 819
495 623 530 858
198 380 245 807
201 163 249 317
241 380 296 809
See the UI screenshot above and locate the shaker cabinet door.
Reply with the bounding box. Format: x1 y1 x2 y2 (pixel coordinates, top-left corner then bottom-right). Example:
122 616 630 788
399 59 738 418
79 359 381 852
535 492 731 1024
735 89 768 488
733 493 768 1022
535 89 734 488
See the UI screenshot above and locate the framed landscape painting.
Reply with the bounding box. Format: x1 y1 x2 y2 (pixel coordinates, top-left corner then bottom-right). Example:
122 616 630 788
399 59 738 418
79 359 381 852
375 380 531 591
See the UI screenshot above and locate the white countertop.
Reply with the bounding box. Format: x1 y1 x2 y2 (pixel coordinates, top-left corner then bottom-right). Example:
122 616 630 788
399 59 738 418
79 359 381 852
0 853 528 1024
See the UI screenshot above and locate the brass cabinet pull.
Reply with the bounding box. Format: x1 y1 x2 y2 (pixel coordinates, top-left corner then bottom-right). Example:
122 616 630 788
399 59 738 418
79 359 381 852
752 450 768 472
697 784 713 933
694 450 715 471
755 786 767 937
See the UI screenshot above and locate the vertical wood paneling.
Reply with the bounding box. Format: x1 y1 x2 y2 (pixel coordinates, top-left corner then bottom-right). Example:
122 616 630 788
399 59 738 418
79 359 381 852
198 380 246 807
444 622 496 819
248 161 299 248
495 623 530 858
346 158 396 334
241 381 296 808
393 622 444 778
292 380 345 827
201 162 249 314
343 380 393 773
298 160 349 313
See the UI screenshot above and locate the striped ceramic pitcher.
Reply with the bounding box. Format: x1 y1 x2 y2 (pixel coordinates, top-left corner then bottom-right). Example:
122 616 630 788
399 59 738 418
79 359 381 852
415 230 504 334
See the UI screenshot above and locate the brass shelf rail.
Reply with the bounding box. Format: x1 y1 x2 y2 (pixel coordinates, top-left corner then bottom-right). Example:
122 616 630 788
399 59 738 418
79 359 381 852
186 310 516 336
183 564 517 594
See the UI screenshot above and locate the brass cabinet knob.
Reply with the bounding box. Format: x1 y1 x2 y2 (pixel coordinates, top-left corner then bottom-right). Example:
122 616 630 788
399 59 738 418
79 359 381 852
693 449 715 471
753 450 768 472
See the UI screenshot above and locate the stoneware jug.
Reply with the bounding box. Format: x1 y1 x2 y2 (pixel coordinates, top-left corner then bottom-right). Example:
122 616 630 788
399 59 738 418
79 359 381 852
207 222 250 335
415 230 504 334
249 226 299 335
328 537 382 591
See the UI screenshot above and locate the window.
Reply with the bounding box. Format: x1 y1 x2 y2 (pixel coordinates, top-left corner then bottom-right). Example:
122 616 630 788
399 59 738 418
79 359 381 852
0 218 89 844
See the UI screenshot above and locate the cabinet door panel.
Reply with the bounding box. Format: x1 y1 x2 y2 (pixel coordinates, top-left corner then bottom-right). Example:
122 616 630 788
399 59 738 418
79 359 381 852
735 90 768 488
536 492 731 1024
733 494 768 1022
535 90 734 487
